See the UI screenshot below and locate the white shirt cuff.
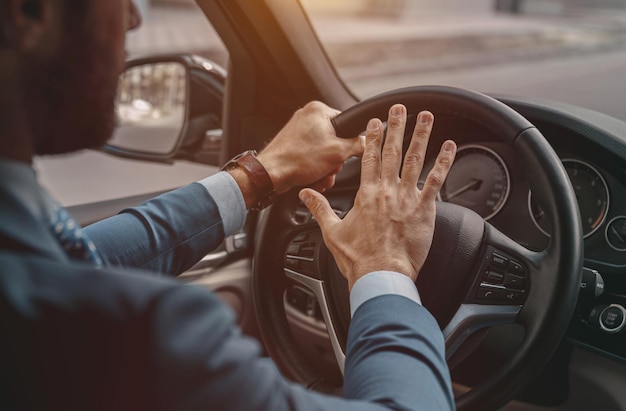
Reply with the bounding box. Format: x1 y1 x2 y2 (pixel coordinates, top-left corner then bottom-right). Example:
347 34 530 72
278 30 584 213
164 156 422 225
350 271 422 317
197 172 247 237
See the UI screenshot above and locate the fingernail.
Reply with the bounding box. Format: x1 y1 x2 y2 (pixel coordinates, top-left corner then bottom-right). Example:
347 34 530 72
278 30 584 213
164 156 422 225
391 105 404 117
299 191 311 206
418 112 432 125
443 140 454 153
367 119 379 132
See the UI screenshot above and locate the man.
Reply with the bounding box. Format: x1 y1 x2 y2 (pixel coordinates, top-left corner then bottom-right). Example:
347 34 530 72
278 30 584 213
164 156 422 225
0 1 457 410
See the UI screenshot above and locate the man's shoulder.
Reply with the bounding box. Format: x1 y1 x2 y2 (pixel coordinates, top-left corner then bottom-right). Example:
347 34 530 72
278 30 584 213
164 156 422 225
0 251 241 410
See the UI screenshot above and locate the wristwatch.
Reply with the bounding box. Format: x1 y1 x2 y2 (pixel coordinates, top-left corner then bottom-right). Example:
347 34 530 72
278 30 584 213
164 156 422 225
222 150 276 211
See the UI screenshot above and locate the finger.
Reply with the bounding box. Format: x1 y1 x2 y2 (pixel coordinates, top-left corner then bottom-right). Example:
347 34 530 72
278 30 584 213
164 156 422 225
329 164 344 175
332 132 365 159
299 189 341 232
343 134 366 158
360 118 383 186
310 163 343 192
310 173 336 193
320 102 341 118
381 104 407 183
420 140 457 203
401 111 434 190
328 111 364 159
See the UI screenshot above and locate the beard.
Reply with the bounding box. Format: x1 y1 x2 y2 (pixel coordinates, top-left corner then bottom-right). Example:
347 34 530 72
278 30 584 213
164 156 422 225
25 4 123 156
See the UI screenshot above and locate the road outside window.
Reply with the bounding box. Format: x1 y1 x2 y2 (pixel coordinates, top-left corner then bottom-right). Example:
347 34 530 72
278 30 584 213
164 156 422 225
301 0 626 120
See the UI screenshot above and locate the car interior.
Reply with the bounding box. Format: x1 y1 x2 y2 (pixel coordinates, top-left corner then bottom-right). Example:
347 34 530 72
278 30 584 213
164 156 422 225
35 0 626 410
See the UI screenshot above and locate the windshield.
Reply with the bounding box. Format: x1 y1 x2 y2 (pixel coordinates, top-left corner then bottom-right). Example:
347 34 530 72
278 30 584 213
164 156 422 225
301 0 626 120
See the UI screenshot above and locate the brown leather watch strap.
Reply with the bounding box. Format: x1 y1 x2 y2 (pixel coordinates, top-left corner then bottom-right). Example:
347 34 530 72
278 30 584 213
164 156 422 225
223 150 276 211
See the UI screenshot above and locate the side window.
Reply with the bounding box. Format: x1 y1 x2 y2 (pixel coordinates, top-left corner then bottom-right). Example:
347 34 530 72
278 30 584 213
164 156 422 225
129 0 228 66
35 1 229 223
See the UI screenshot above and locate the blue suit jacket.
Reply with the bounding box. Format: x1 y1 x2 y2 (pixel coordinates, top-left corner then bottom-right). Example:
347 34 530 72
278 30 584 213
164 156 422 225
0 179 453 410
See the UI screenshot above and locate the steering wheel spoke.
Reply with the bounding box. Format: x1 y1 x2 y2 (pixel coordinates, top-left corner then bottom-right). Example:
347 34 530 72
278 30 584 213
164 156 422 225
284 269 347 374
443 303 520 360
442 222 544 359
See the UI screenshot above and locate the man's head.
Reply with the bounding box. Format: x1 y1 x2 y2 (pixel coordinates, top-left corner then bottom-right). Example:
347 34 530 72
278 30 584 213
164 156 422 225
0 0 140 160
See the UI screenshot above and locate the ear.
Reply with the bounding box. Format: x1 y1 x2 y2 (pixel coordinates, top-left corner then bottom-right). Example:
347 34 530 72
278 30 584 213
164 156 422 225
1 0 57 51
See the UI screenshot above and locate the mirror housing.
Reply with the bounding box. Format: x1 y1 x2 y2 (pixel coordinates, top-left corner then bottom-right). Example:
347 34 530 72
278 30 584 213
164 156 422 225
102 54 226 164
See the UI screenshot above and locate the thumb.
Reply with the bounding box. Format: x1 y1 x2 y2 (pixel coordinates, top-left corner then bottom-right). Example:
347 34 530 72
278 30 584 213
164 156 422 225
299 189 340 231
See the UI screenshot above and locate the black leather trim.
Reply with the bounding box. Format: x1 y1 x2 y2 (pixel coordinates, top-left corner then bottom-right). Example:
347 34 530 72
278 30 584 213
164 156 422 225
333 86 535 143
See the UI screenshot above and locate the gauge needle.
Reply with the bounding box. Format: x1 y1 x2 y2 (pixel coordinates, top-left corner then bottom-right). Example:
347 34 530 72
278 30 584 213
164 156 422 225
611 226 626 244
444 179 482 201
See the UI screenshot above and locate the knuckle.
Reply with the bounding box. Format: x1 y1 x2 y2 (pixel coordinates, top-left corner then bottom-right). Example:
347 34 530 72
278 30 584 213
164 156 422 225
399 189 418 204
437 154 452 167
365 127 382 141
365 137 381 150
294 107 305 118
383 189 395 203
387 116 404 130
403 152 424 167
427 173 444 187
382 144 400 158
362 151 380 166
412 127 430 139
305 100 325 112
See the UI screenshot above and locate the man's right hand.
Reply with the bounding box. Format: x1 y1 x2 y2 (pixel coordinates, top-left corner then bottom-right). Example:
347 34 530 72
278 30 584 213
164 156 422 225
299 104 457 290
257 101 364 196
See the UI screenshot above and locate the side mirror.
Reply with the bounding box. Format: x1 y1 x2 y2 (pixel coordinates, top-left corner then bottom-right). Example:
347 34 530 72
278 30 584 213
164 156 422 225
102 54 225 164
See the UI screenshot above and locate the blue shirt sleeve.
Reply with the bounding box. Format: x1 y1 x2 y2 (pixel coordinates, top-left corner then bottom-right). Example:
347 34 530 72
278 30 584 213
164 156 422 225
197 172 247 237
350 271 422 317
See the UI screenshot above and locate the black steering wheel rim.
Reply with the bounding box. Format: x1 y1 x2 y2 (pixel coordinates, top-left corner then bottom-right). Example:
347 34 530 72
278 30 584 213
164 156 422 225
253 86 583 410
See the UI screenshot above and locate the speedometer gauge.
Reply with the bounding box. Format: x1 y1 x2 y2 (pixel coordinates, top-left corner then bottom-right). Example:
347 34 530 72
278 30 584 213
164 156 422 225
438 145 510 220
529 159 609 239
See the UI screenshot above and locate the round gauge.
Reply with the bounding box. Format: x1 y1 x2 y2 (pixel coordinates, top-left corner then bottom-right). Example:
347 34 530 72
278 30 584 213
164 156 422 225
529 159 610 239
438 145 510 220
606 217 626 251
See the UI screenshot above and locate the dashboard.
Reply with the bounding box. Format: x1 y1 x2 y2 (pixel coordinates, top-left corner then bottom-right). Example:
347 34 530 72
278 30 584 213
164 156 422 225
419 114 626 267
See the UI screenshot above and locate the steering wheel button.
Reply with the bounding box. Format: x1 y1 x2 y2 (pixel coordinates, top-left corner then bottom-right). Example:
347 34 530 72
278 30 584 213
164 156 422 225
292 233 308 242
503 291 524 303
299 244 316 258
491 253 509 269
286 244 300 256
486 271 504 284
477 287 502 300
286 286 308 311
285 258 300 270
508 261 525 276
504 274 524 290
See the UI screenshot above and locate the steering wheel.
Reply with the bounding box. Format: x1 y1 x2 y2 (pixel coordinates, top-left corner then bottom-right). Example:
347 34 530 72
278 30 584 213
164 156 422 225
253 86 583 410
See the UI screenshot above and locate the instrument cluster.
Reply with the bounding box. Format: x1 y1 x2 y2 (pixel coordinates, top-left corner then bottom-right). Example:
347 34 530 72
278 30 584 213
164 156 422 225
422 140 624 265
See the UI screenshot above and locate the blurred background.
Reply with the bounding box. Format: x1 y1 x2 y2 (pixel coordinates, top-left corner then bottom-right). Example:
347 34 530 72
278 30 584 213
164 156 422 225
126 0 626 118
